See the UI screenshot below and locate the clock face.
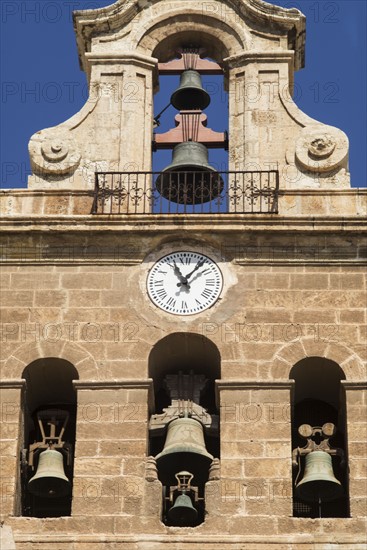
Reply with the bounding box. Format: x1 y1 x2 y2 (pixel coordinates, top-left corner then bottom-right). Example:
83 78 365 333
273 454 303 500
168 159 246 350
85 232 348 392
147 251 223 315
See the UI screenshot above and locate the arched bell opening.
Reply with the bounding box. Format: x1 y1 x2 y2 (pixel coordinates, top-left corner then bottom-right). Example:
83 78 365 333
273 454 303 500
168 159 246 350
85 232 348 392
290 357 349 518
148 333 220 526
152 35 228 214
21 358 79 518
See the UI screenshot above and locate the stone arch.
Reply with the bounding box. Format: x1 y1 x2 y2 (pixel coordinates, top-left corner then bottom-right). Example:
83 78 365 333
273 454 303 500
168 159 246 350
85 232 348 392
271 338 365 381
134 11 250 61
149 332 221 414
3 340 98 381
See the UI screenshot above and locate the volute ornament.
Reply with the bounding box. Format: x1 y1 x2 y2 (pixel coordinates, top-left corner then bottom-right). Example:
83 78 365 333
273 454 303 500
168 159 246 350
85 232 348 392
295 125 348 173
29 129 81 175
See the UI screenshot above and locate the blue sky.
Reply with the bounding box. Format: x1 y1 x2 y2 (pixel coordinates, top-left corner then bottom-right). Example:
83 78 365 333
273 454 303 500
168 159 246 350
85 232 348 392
1 0 366 188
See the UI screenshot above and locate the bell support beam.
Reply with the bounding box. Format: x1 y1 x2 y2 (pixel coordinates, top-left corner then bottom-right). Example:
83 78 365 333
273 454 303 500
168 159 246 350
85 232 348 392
154 112 227 149
158 55 223 75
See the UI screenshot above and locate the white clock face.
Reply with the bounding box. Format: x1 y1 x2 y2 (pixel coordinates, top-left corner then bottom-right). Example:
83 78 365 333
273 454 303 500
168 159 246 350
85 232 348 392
147 251 223 315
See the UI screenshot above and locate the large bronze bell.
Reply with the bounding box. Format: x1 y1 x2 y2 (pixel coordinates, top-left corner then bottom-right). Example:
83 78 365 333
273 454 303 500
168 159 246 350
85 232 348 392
170 70 210 111
296 451 343 502
167 493 198 526
155 417 213 485
28 449 70 498
155 142 224 205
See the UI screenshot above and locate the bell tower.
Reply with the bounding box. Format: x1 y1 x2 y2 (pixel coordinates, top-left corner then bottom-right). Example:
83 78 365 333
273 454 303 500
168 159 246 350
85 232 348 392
0 0 366 548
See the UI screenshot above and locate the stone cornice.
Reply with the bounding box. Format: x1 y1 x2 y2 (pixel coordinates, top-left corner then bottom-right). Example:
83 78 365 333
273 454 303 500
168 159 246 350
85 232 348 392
216 380 294 390
341 381 367 391
73 0 305 72
85 52 158 71
0 379 26 389
73 379 153 389
1 216 366 231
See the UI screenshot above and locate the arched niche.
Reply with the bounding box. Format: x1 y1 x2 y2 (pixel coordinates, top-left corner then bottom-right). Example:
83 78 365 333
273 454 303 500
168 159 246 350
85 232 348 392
151 30 231 65
290 357 349 518
290 357 345 413
149 332 220 413
21 358 79 518
22 358 79 414
4 340 98 380
135 13 247 64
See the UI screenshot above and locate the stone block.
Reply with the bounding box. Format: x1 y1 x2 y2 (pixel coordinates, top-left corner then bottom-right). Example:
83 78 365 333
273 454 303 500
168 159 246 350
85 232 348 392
63 308 110 323
256 274 290 289
221 441 264 458
348 423 367 441
68 290 102 307
290 274 329 290
349 478 367 497
61 273 112 289
123 458 145 477
330 274 365 290
11 274 60 289
220 459 244 478
0 309 30 323
0 440 17 456
349 458 367 479
350 497 367 517
243 458 290 478
1 291 34 307
347 406 367 423
74 440 99 457
99 440 146 456
340 309 366 323
74 457 124 476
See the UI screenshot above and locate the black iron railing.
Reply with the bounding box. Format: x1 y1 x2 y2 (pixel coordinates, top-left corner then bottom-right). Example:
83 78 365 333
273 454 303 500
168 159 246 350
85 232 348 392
92 170 279 214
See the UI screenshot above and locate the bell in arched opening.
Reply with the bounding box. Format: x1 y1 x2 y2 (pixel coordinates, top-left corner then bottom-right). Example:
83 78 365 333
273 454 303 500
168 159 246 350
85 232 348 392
170 70 211 111
155 417 213 485
296 450 343 503
155 142 224 205
28 449 70 499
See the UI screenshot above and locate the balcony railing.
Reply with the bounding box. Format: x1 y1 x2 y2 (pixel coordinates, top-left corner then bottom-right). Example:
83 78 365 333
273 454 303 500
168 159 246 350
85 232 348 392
92 170 279 215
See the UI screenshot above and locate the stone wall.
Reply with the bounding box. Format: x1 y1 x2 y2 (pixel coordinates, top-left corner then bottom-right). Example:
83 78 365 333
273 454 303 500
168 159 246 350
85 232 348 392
1 231 366 547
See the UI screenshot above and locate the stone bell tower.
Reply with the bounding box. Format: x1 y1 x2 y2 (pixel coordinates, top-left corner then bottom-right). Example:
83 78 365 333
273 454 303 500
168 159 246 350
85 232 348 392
0 0 366 549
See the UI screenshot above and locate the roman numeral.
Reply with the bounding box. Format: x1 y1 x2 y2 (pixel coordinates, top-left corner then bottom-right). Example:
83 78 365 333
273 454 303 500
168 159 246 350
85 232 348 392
181 301 188 310
156 289 167 299
166 297 176 307
206 278 216 286
154 280 164 286
179 254 190 265
201 288 213 299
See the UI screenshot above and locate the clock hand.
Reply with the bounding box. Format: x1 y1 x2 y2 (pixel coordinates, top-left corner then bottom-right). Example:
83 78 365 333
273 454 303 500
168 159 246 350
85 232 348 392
170 261 191 289
185 258 205 282
172 261 188 284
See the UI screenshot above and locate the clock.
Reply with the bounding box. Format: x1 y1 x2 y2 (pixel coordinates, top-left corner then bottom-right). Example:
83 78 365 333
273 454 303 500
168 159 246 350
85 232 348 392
147 251 223 315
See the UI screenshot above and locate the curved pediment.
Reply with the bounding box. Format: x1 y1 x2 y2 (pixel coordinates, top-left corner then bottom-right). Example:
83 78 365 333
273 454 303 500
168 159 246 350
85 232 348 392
73 0 305 72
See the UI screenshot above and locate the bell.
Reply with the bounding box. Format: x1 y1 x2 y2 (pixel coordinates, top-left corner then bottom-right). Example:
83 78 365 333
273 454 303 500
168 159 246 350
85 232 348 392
155 417 213 485
28 449 70 498
155 142 224 204
167 492 198 526
296 451 343 502
171 70 210 111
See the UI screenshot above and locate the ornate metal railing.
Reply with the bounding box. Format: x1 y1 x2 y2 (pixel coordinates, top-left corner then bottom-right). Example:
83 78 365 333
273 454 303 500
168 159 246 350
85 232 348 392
92 170 279 214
